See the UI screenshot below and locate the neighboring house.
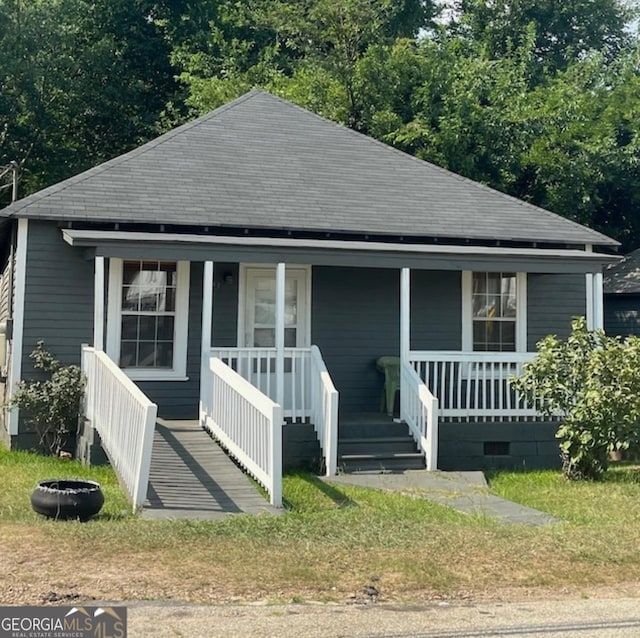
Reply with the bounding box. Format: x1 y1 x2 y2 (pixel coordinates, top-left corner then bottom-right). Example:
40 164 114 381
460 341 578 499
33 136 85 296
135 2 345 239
0 90 618 494
604 248 640 337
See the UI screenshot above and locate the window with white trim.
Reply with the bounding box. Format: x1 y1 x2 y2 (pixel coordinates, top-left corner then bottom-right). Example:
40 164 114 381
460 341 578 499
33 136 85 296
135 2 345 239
462 271 527 352
107 259 190 380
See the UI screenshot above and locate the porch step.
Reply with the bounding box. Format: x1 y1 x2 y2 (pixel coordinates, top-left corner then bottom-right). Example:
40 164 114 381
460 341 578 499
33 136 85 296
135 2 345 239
339 418 410 439
338 451 426 473
338 436 419 456
337 413 425 473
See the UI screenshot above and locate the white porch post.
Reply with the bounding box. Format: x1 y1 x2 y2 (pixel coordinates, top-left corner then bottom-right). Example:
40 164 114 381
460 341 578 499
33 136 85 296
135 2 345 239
585 273 594 330
400 268 410 421
200 261 214 423
593 272 604 330
275 262 285 408
201 261 214 356
93 256 104 351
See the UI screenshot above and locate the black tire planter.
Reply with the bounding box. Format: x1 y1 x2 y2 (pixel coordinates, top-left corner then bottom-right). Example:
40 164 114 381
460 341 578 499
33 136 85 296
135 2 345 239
30 479 104 521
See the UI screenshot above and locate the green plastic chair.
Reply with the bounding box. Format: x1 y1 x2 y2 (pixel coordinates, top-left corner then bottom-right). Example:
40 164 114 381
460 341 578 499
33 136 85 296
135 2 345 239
376 356 400 417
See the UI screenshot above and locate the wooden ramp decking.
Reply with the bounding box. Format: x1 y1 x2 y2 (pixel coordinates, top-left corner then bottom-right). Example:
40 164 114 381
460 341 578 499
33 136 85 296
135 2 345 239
141 419 280 520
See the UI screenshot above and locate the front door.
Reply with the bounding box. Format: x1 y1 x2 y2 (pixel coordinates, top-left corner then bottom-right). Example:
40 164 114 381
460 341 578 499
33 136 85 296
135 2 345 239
240 266 310 348
238 265 311 414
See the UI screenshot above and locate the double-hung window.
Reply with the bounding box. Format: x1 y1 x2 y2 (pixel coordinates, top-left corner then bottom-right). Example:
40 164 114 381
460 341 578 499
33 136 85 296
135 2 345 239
107 259 190 380
462 271 526 352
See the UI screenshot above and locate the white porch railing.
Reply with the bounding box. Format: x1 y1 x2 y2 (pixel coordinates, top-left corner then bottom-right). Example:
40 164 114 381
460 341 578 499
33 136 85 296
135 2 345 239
201 356 282 506
409 351 549 421
81 345 157 510
309 346 338 476
400 362 438 470
210 346 339 476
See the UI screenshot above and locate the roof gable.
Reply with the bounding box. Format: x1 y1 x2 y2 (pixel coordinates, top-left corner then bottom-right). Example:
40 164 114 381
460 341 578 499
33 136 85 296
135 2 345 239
1 90 617 247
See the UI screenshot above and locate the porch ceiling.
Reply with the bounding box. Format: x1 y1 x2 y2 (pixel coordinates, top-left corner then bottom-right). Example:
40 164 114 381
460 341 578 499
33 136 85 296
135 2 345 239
63 229 619 274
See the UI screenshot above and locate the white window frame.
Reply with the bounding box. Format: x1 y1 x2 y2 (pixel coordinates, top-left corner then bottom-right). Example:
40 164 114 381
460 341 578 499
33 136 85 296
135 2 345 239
106 258 190 380
462 271 527 352
237 264 311 348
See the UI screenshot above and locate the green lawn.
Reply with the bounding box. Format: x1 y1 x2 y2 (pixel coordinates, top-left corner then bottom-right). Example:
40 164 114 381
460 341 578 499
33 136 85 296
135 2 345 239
0 447 131 522
1 447 640 605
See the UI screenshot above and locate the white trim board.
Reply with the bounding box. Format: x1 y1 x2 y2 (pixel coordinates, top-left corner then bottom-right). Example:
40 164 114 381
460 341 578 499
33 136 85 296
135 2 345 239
8 219 28 435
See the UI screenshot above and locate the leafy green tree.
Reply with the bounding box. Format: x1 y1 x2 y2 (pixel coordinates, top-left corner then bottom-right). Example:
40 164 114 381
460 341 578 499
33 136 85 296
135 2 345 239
378 34 533 189
179 0 436 130
452 0 633 77
513 317 640 480
510 48 640 248
0 0 179 205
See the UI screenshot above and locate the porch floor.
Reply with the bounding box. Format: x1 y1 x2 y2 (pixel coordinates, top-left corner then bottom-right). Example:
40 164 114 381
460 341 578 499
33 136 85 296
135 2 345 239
141 419 280 520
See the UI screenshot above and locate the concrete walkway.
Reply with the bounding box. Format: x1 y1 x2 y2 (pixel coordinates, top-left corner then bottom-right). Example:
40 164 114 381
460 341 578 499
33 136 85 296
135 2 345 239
141 419 280 520
323 470 558 525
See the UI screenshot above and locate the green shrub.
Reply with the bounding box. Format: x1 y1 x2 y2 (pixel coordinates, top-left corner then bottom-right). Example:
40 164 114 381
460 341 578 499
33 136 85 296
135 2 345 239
9 341 84 456
512 317 640 480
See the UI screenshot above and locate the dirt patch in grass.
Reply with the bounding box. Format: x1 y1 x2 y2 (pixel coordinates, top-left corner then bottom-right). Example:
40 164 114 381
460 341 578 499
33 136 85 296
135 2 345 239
2 517 640 606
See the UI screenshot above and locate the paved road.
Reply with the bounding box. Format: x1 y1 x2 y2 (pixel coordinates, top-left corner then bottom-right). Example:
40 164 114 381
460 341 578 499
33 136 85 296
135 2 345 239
126 596 640 637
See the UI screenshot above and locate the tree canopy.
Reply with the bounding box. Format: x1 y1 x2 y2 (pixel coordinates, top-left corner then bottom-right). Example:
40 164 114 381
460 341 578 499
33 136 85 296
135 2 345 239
1 0 639 249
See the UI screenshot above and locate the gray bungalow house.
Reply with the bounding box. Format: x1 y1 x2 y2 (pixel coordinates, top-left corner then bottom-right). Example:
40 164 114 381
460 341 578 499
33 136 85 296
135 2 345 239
0 90 618 503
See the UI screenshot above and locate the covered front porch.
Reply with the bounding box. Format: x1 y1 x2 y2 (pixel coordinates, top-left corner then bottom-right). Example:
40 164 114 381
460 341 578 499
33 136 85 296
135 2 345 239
68 228 611 509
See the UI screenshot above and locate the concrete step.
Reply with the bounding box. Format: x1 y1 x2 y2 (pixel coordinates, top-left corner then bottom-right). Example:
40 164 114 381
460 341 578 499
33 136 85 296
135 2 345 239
338 451 426 473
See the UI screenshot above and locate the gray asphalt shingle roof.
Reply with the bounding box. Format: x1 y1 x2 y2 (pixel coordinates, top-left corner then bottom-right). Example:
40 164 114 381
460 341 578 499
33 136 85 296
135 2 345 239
604 248 640 293
0 90 617 247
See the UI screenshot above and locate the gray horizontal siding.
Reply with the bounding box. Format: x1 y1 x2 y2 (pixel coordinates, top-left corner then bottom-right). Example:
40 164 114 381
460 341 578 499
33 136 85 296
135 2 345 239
411 270 461 350
212 263 239 347
311 266 399 414
22 221 93 374
604 294 640 337
527 273 586 350
16 227 594 429
21 221 209 421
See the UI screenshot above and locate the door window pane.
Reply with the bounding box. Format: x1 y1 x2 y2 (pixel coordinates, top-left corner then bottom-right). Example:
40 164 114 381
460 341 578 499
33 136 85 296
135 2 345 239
254 328 275 347
246 271 305 347
285 328 296 347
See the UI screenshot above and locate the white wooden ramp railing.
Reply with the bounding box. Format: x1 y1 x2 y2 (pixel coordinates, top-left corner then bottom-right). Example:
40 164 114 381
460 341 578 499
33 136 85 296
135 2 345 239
400 362 438 471
210 347 311 421
309 346 338 476
210 346 339 477
81 345 157 510
201 356 283 506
